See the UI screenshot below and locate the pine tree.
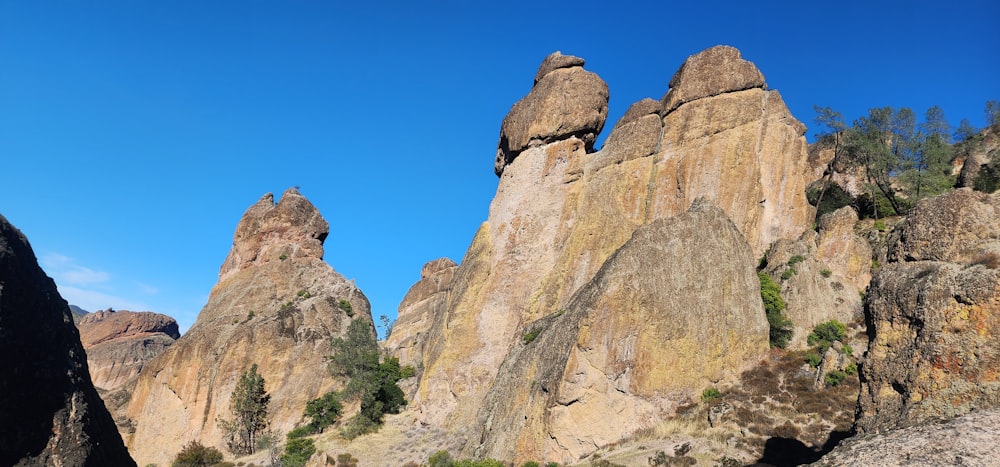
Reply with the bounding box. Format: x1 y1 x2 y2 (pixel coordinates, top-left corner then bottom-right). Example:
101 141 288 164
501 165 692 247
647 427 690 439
219 364 270 455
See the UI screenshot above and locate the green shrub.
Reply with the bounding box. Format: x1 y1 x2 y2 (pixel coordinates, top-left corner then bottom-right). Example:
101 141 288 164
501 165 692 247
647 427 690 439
296 289 310 298
428 450 453 467
873 219 886 231
338 299 353 317
807 320 847 352
805 353 822 368
841 344 854 356
400 365 416 379
701 387 722 403
845 362 858 375
522 327 542 345
780 268 796 281
521 462 541 467
788 255 805 266
825 370 847 387
280 437 315 467
279 254 288 261
304 391 342 433
758 273 793 348
820 268 832 278
286 425 313 439
172 440 223 467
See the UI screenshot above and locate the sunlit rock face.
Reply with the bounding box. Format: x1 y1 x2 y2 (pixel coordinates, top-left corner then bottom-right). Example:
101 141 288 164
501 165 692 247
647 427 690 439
122 189 373 466
77 309 180 391
393 45 815 463
0 214 136 467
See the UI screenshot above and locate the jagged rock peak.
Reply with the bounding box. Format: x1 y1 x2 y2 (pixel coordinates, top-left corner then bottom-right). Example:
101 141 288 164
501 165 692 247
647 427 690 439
533 51 585 84
218 187 329 282
661 45 766 113
494 52 609 176
421 257 457 278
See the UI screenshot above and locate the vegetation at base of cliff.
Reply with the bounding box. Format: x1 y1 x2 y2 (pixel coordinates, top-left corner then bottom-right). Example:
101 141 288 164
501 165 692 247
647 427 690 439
171 440 224 467
279 435 315 467
328 319 407 439
807 320 846 353
217 364 270 456
423 450 548 467
758 272 792 348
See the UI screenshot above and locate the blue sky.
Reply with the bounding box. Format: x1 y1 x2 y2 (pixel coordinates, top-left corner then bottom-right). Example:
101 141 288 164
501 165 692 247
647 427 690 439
2 1 997 336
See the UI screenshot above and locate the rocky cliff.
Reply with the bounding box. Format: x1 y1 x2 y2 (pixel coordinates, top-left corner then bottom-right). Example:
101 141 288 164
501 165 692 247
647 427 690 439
76 309 180 391
397 46 815 462
121 189 371 466
0 214 136 466
856 188 1000 434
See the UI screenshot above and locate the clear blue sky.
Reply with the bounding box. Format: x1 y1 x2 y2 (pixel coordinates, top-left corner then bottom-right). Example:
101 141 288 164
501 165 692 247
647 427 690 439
2 1 997 336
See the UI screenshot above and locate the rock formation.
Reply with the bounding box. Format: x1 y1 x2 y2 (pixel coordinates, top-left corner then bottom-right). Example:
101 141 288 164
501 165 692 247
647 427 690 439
76 309 180 391
856 189 1000 434
813 409 1000 466
0 214 135 466
384 257 457 371
121 189 372 466
396 45 815 462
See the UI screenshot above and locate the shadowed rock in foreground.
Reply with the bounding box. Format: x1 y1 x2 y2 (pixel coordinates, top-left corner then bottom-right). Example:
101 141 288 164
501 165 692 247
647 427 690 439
0 214 135 467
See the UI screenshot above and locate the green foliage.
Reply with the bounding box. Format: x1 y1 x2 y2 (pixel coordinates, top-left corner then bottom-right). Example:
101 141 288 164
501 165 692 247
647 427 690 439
701 387 722 403
820 268 832 278
338 299 354 317
218 364 270 456
171 440 223 467
805 353 822 368
780 268 796 281
428 450 454 467
845 362 858 376
521 462 541 467
807 320 846 353
758 272 792 348
296 289 310 298
788 255 805 265
378 314 394 338
807 183 855 219
400 365 416 379
974 157 1000 193
279 254 288 261
873 219 886 231
522 327 542 344
329 320 407 438
303 391 342 433
280 437 315 467
825 370 847 387
286 425 313 439
842 344 854 356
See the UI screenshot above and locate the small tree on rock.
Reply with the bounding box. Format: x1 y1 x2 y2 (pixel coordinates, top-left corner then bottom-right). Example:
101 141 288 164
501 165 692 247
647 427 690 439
219 364 270 456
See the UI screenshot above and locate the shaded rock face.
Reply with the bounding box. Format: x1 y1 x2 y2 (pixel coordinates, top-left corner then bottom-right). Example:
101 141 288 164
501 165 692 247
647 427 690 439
398 46 815 462
814 409 1000 466
494 52 609 176
122 189 371 466
856 190 1000 434
0 214 135 467
469 201 769 463
76 309 180 391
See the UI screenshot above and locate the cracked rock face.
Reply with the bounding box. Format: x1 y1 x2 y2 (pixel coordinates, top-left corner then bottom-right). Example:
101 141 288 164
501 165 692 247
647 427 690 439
394 45 816 464
0 214 135 467
856 190 1000 434
122 189 372 466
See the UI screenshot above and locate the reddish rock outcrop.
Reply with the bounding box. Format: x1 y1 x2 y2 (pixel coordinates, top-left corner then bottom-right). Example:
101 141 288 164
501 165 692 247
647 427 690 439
76 309 180 391
0 214 135 466
856 190 1000 434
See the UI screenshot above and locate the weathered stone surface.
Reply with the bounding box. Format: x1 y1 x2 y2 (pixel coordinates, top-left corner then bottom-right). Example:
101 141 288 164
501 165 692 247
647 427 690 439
886 188 1000 264
218 188 329 283
814 409 1000 466
533 51 585 84
815 206 872 291
956 125 999 189
395 46 815 462
469 201 769 463
494 56 609 175
661 45 766 113
385 258 457 370
857 189 1000 434
76 309 179 390
762 234 862 349
122 190 371 466
0 214 135 467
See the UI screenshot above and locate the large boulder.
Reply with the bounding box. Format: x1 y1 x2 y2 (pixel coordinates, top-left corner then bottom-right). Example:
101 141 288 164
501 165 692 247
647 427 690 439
856 190 1000 434
77 309 180 391
0 214 135 466
494 52 609 176
660 45 766 112
122 189 372 466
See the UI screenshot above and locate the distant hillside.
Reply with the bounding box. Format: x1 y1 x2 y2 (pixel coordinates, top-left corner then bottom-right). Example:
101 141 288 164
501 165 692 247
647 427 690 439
68 304 88 323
